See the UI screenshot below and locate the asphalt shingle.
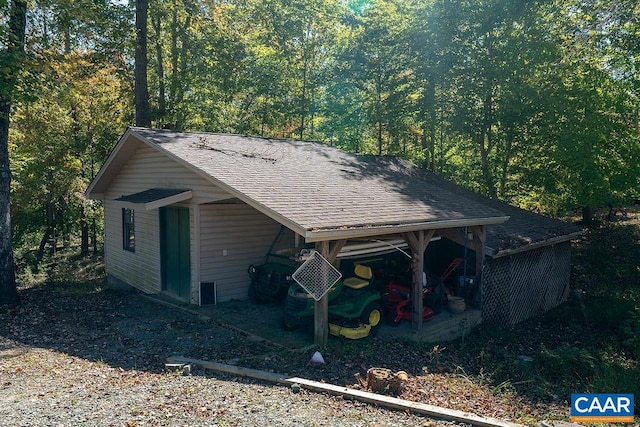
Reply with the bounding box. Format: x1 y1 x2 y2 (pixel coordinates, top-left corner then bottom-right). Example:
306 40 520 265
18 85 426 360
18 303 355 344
128 128 582 252
133 128 506 229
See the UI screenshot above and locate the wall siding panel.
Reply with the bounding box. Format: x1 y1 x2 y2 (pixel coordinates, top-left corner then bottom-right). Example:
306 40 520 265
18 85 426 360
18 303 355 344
200 204 282 302
106 142 231 204
103 201 161 294
103 141 234 299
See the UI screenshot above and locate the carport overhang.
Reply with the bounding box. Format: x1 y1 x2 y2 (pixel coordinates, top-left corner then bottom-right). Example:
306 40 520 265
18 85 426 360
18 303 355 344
305 215 510 347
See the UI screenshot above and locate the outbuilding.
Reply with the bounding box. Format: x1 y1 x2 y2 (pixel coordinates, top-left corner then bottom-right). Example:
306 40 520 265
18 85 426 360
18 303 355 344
86 127 581 344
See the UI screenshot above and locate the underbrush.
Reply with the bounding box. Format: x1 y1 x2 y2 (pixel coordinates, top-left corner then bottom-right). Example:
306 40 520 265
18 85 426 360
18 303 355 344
445 210 640 417
16 249 106 295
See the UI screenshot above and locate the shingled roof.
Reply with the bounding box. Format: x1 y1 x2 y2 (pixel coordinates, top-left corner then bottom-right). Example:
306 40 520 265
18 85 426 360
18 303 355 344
414 172 585 257
87 127 581 250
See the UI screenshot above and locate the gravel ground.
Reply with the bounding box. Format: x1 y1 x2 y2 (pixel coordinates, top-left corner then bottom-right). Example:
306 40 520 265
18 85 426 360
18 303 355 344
0 344 440 426
0 276 467 427
1 255 574 427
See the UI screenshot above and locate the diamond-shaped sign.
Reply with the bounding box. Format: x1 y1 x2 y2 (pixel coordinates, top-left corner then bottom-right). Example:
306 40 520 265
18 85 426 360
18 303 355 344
291 250 342 301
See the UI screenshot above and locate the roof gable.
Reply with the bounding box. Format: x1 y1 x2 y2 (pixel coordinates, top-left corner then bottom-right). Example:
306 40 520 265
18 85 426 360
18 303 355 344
86 128 142 198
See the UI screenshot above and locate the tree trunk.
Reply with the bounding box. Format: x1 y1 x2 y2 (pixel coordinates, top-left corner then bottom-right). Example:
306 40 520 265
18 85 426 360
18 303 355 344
80 206 89 256
135 0 151 127
174 15 190 130
0 0 27 307
376 77 383 155
581 206 592 225
35 224 56 271
498 125 515 199
299 21 312 140
479 84 497 198
0 101 19 306
421 79 436 171
169 1 178 108
299 54 307 140
92 217 98 255
152 13 166 124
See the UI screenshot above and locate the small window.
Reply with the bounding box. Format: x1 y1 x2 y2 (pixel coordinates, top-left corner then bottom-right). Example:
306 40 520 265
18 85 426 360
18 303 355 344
122 208 135 252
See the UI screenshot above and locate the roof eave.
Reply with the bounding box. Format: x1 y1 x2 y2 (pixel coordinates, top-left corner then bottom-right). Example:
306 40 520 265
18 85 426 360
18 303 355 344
116 189 193 210
303 216 511 243
487 230 585 258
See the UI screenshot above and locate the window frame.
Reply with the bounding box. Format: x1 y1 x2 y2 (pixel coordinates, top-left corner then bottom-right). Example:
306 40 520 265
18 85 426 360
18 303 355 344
122 208 135 252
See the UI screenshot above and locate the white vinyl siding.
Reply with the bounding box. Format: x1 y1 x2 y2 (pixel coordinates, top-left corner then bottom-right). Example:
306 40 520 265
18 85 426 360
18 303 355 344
200 203 282 302
105 141 231 204
104 202 161 293
103 141 233 297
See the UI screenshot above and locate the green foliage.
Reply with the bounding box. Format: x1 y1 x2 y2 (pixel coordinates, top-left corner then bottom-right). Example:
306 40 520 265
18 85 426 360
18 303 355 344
623 305 640 359
10 52 129 263
591 359 640 397
6 0 640 270
583 295 636 329
539 344 596 384
572 223 640 293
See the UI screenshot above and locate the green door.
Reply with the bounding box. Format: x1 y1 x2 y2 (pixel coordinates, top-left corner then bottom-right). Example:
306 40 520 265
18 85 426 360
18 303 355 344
160 206 191 300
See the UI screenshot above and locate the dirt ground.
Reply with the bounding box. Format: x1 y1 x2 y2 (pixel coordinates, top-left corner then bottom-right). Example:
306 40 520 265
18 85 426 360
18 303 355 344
1 280 454 426
0 260 571 426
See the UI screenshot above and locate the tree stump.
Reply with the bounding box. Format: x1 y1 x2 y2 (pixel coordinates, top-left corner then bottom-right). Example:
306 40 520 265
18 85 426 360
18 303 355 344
366 368 409 395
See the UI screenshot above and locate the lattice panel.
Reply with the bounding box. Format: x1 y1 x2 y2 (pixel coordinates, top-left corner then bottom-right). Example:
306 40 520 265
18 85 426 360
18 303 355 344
482 242 572 326
291 251 342 301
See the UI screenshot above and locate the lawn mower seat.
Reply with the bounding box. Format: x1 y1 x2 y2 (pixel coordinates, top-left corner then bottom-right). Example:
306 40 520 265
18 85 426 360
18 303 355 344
343 264 373 289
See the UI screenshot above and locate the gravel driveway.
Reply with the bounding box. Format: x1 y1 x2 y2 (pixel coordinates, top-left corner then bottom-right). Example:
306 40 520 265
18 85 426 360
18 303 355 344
0 279 462 427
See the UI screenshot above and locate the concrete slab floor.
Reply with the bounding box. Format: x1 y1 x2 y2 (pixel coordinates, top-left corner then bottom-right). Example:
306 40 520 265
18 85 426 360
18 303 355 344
148 295 481 349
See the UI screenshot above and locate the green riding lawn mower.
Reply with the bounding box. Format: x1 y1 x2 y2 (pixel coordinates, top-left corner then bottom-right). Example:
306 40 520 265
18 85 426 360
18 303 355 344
246 227 302 304
247 257 298 303
248 254 387 339
247 233 458 340
283 262 387 339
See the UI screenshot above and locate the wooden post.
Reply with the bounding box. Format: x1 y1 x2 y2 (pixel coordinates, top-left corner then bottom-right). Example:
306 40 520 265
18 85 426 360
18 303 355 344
412 231 425 330
471 225 486 308
314 241 330 347
327 239 347 262
471 225 486 279
402 230 434 331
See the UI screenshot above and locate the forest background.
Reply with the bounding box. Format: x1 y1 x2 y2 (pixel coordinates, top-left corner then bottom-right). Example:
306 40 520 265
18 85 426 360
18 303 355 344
0 0 639 284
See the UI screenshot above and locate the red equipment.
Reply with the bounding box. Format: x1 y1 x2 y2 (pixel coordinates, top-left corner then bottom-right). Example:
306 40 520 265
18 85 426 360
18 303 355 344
440 257 463 282
383 281 434 326
382 258 464 327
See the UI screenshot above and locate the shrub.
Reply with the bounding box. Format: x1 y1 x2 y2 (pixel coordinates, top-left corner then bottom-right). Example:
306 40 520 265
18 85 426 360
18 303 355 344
622 305 640 359
539 344 596 381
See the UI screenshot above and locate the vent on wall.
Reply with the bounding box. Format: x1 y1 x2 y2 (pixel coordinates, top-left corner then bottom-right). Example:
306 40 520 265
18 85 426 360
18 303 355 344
199 281 216 305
